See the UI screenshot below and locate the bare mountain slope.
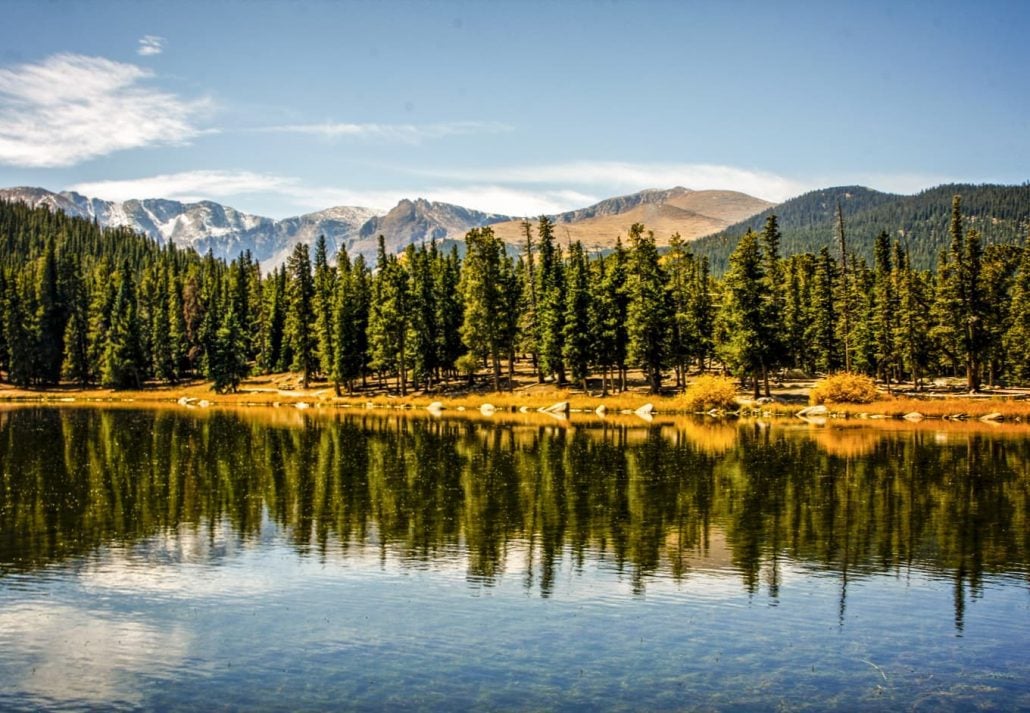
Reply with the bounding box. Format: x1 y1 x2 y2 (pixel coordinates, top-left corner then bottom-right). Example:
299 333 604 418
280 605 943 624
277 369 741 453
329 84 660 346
490 188 772 249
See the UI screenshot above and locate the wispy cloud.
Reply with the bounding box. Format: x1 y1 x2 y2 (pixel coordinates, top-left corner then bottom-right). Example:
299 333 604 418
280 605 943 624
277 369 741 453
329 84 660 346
69 170 299 203
0 53 210 167
266 120 513 144
137 35 166 56
407 161 809 203
66 169 598 218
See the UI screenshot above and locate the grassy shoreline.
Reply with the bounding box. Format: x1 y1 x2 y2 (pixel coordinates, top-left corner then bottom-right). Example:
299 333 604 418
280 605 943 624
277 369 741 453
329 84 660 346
3 374 1030 422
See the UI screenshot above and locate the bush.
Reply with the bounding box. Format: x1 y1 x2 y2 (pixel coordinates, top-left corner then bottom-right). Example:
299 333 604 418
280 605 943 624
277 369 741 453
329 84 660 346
682 375 739 412
455 353 479 385
809 372 879 404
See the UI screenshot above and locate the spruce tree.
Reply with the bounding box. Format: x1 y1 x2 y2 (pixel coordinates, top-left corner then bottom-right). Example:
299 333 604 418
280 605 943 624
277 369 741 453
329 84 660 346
210 306 248 393
312 235 336 379
61 261 92 385
366 236 409 393
101 265 145 389
535 216 566 384
34 240 66 384
460 227 507 391
285 243 317 388
561 241 592 391
1005 241 1030 383
720 229 767 398
759 215 786 392
871 232 898 390
625 224 671 394
809 247 839 374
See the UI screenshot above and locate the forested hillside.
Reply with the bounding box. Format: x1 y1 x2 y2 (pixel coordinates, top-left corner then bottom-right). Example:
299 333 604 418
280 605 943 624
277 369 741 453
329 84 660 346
692 184 1030 273
2 191 1030 398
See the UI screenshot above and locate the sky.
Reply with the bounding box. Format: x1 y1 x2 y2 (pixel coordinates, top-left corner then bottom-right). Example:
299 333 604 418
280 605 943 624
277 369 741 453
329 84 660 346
0 0 1027 219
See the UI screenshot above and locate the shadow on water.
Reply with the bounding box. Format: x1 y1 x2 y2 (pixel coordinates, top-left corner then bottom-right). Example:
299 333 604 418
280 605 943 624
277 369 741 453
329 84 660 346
0 406 1028 628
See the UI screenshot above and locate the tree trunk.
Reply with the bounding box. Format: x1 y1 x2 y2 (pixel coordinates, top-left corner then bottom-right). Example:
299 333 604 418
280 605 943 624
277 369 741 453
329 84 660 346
753 371 761 400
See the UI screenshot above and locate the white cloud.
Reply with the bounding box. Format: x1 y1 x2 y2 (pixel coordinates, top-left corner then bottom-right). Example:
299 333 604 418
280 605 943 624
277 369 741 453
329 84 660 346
266 120 513 144
407 161 809 203
414 186 597 217
0 53 210 167
67 170 595 217
137 35 166 56
70 169 300 202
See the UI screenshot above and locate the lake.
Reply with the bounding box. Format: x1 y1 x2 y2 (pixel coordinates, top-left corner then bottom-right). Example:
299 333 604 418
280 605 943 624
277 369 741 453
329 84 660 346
0 406 1027 711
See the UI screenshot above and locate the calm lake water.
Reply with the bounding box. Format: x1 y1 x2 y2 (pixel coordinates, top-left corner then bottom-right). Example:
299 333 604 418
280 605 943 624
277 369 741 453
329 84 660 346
0 406 1027 711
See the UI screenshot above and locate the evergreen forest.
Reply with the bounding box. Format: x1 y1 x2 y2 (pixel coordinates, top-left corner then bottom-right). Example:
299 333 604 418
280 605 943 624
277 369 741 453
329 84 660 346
2 192 1029 397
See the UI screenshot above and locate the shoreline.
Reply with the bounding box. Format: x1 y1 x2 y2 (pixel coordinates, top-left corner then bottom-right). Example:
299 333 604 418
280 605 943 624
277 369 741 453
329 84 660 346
3 375 1030 423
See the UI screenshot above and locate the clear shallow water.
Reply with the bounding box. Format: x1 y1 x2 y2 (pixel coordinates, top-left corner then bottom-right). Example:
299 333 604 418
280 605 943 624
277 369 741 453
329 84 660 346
0 407 1027 711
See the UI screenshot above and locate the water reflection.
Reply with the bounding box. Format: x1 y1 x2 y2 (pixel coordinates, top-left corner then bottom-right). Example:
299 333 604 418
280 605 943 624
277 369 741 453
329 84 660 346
0 407 1027 616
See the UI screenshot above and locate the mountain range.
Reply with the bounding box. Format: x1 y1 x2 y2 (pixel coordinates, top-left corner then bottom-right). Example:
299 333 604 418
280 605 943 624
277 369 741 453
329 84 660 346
0 186 771 268
4 183 1025 273
690 183 1030 273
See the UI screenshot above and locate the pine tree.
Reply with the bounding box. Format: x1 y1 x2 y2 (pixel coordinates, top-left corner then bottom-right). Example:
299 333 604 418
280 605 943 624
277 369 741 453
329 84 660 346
759 215 786 392
720 229 767 398
1005 240 1030 383
332 248 362 394
5 279 32 387
285 243 317 388
367 236 410 393
535 216 566 384
406 243 438 390
590 248 627 395
150 266 176 383
260 266 287 373
809 247 839 374
784 254 815 373
101 265 145 389
61 262 92 385
210 306 248 393
871 232 898 390
434 247 463 381
460 227 507 391
34 240 65 384
895 245 931 389
561 241 592 391
665 233 694 387
312 235 336 379
689 256 715 373
625 224 671 394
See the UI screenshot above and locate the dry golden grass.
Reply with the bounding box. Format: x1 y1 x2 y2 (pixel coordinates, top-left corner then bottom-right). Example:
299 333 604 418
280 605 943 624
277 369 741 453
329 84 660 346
809 373 879 404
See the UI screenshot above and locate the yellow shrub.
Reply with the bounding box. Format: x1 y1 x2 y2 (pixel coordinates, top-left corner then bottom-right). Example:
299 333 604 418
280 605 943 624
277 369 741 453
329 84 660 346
682 375 739 412
809 372 879 404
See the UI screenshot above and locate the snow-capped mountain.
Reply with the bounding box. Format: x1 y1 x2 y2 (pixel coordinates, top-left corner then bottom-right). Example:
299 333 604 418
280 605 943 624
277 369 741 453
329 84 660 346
0 187 506 269
0 185 773 268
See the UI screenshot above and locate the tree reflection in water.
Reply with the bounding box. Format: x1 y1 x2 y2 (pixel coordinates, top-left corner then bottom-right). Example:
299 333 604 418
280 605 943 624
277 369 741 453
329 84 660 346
0 407 1027 629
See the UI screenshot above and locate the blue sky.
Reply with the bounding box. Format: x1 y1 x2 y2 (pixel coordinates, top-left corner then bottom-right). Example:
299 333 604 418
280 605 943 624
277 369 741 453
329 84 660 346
0 0 1027 218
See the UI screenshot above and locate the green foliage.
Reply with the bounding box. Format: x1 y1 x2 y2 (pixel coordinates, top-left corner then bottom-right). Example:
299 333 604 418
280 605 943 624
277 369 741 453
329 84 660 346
626 224 671 393
285 243 316 388
695 184 1030 274
5 191 1030 397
